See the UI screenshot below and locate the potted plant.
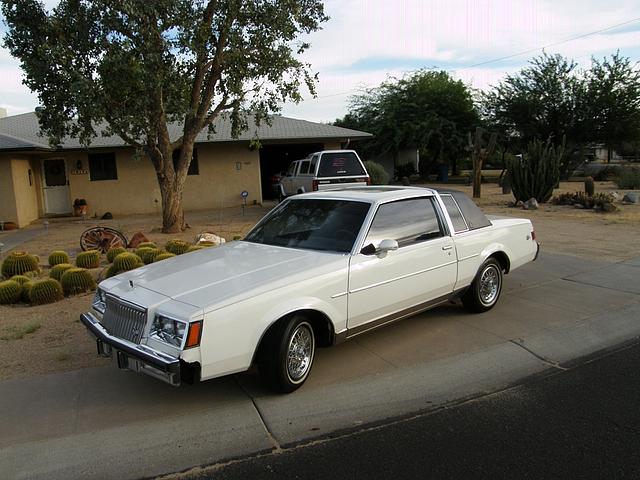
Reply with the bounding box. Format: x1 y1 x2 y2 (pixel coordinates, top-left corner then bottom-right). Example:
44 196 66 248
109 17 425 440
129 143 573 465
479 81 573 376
73 198 88 217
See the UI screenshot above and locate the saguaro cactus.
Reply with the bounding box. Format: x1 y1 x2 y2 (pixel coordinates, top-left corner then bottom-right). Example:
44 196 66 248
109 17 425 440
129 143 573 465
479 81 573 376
508 138 563 203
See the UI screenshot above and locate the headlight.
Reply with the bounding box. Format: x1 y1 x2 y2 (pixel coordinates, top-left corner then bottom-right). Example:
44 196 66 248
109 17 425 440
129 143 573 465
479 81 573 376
150 314 188 348
92 288 106 314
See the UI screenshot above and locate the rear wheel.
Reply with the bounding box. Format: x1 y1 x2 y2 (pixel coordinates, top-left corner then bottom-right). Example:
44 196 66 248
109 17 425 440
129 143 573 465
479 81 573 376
462 258 503 313
258 315 315 393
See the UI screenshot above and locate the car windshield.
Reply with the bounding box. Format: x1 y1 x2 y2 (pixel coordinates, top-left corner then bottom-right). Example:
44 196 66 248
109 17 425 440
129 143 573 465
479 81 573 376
245 199 370 253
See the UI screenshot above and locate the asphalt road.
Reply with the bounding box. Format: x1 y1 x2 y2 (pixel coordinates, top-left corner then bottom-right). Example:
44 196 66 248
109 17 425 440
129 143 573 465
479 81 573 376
184 340 640 480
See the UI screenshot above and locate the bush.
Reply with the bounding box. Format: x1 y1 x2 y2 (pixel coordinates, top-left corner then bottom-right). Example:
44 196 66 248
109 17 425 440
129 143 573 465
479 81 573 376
60 268 97 295
508 139 562 203
0 280 22 304
363 161 389 185
1 252 39 278
394 163 415 180
615 167 640 189
106 247 127 263
48 250 70 266
551 192 617 211
50 263 74 281
29 279 64 305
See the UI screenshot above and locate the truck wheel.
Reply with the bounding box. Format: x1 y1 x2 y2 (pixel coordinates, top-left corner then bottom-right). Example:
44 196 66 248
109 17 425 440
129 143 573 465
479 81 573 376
259 315 315 393
462 258 503 313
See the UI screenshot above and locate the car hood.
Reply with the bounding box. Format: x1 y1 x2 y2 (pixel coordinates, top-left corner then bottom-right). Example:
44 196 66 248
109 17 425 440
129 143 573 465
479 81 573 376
100 241 347 310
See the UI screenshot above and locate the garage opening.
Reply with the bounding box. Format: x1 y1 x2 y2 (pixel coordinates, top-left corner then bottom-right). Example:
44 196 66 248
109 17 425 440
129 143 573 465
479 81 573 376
259 143 323 199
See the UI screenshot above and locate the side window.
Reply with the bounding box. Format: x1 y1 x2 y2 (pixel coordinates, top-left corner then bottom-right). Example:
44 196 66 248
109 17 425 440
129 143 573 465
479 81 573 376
299 160 311 175
441 195 468 233
364 198 444 248
286 162 296 177
309 155 319 175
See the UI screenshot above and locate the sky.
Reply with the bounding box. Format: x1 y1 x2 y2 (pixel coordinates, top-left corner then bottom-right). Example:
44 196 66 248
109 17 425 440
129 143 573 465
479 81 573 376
1 0 640 123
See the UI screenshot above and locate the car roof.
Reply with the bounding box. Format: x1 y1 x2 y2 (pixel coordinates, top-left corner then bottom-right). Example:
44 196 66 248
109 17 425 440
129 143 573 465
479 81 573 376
293 185 438 203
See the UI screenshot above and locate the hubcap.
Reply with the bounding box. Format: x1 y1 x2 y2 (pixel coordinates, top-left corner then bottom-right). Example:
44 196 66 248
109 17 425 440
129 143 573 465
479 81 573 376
287 323 314 383
479 265 501 306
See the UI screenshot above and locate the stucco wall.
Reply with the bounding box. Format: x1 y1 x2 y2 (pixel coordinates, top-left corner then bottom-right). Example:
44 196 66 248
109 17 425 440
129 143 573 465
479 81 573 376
65 143 261 217
11 158 40 226
0 159 18 225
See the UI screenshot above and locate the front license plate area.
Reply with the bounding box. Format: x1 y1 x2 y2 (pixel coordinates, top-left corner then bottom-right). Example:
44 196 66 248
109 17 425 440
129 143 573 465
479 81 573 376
97 339 112 358
116 350 129 369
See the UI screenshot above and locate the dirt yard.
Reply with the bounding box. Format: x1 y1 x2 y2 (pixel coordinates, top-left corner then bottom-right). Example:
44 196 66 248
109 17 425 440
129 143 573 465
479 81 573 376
0 182 638 381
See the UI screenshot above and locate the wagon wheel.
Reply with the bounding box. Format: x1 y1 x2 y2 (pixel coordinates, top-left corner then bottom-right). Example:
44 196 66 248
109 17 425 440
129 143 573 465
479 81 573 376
80 227 128 253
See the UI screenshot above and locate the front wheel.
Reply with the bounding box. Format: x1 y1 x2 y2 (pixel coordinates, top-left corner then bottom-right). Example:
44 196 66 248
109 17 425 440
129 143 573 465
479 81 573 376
462 258 503 313
258 315 315 393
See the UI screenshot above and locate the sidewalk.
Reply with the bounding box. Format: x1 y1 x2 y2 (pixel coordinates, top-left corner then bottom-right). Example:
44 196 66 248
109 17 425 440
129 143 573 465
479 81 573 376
0 225 46 254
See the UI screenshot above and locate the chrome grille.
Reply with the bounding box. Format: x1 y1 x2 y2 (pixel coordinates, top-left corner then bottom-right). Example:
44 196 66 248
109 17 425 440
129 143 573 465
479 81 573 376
101 296 147 344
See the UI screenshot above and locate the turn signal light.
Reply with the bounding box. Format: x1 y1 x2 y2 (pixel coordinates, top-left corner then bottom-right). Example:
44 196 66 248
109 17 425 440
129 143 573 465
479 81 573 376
531 230 537 241
185 321 203 348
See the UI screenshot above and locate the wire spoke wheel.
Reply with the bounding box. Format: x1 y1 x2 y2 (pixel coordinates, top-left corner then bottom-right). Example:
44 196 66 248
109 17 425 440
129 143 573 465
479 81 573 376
286 323 314 382
479 264 501 306
80 227 128 253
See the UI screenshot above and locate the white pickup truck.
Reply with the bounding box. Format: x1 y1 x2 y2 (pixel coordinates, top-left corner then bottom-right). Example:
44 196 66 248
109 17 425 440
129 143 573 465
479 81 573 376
81 186 539 392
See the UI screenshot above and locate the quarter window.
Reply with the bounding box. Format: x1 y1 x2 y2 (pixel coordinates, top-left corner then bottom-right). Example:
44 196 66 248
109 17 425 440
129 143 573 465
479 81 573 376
441 195 468 232
364 198 444 248
299 160 311 175
88 152 117 181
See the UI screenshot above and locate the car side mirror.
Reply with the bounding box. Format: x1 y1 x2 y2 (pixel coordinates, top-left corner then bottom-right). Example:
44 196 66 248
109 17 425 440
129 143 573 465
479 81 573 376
377 239 399 254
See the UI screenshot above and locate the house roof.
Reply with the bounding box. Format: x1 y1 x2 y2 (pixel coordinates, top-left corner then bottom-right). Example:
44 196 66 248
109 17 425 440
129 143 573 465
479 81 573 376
0 112 371 151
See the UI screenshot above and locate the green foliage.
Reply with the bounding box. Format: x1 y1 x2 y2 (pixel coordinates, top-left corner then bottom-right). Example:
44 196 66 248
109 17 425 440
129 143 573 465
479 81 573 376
616 167 640 189
335 70 479 176
106 247 127 263
48 250 70 266
1 252 39 278
363 161 389 185
60 268 96 295
76 250 101 269
0 322 41 340
508 139 563 203
29 279 64 305
165 239 191 255
2 0 328 233
551 192 616 211
137 247 161 265
136 242 157 249
50 263 74 281
0 280 22 304
154 252 176 262
113 252 143 272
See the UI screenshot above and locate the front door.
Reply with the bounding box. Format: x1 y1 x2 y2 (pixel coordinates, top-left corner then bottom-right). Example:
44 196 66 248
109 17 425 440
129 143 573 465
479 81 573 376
42 159 71 214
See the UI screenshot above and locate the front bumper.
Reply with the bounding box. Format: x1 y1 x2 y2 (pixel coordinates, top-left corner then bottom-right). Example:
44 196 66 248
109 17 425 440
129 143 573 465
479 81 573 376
81 312 182 386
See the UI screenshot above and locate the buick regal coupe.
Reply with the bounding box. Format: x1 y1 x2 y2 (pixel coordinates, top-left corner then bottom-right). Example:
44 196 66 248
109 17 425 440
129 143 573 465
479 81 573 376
81 186 539 392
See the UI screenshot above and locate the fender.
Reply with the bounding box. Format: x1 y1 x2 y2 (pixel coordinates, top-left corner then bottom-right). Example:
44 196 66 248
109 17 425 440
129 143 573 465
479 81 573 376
479 243 512 272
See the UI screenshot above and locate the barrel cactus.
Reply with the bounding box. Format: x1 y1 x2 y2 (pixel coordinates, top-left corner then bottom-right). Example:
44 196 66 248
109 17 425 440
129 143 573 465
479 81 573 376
29 278 64 305
0 280 22 304
106 247 127 263
187 245 205 253
50 263 74 281
76 250 101 269
154 252 176 262
135 247 160 264
113 252 144 272
60 268 97 295
10 275 31 285
137 242 157 249
21 281 34 303
48 250 70 266
1 252 39 278
104 264 119 278
165 239 191 255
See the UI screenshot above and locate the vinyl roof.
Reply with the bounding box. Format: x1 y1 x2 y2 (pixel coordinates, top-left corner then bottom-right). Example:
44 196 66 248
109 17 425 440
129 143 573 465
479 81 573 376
0 112 372 151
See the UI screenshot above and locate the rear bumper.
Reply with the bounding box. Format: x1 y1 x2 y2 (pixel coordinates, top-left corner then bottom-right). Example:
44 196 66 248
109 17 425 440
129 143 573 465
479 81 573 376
81 312 183 386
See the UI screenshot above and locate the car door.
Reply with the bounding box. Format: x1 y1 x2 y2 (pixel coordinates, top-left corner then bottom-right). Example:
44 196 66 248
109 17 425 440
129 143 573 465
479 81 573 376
282 162 297 195
347 197 457 333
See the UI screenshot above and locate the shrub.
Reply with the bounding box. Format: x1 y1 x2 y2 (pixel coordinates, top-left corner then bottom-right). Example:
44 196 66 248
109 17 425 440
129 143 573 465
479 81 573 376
154 252 176 262
76 250 101 269
50 263 74 281
113 252 144 272
0 280 22 304
394 163 415 180
508 139 562 203
106 247 127 263
29 279 64 305
165 239 191 255
363 160 389 185
615 167 640 189
551 192 616 210
1 252 39 278
48 250 70 266
60 268 97 295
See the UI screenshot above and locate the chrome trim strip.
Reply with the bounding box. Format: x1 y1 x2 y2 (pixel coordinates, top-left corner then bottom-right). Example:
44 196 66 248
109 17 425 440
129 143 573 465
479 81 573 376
349 260 457 294
331 292 348 299
458 253 480 261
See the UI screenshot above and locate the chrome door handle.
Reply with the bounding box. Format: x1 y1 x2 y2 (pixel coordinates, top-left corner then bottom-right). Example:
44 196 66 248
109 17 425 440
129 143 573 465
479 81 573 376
442 245 453 251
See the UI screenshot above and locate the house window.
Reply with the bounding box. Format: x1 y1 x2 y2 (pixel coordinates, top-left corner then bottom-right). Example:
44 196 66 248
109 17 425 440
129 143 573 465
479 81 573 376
172 147 199 175
88 152 117 181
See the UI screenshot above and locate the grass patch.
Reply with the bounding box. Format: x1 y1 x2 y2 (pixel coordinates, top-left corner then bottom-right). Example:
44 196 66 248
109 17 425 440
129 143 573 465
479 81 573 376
0 322 41 340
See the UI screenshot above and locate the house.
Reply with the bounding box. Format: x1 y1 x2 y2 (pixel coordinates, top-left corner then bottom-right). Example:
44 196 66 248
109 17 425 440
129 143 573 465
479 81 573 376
0 112 371 227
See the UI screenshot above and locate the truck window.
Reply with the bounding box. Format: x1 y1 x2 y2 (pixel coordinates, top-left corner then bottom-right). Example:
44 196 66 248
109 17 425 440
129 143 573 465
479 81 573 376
317 152 366 177
299 160 311 175
285 162 296 177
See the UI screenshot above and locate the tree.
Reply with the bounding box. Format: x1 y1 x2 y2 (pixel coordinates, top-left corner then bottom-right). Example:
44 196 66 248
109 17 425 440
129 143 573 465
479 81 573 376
584 52 640 162
2 0 327 232
334 70 479 177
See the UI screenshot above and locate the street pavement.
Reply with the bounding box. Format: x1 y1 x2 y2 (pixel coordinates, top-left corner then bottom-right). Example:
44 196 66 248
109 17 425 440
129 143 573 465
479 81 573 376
0 252 639 479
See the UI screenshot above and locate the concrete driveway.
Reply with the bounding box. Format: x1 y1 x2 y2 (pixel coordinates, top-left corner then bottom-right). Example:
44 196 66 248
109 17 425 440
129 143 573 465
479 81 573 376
1 252 639 480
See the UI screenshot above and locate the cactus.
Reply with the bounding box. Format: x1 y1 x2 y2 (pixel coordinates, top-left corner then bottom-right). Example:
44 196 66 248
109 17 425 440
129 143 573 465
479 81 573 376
50 263 74 281
139 248 161 265
10 275 31 285
165 239 191 255
198 241 217 247
21 281 34 303
137 242 157 249
154 252 176 262
106 247 127 263
0 280 22 304
113 252 144 272
507 138 563 203
585 176 595 196
1 252 39 278
104 264 120 278
29 278 64 305
187 245 205 253
48 250 70 266
76 250 101 269
60 268 97 295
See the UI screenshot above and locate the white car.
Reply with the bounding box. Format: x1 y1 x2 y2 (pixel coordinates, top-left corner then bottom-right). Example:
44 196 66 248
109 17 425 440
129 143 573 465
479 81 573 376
81 187 539 392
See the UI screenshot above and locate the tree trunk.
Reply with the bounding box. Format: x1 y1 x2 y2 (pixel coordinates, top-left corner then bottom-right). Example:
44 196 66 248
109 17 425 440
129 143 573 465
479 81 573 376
160 177 185 233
